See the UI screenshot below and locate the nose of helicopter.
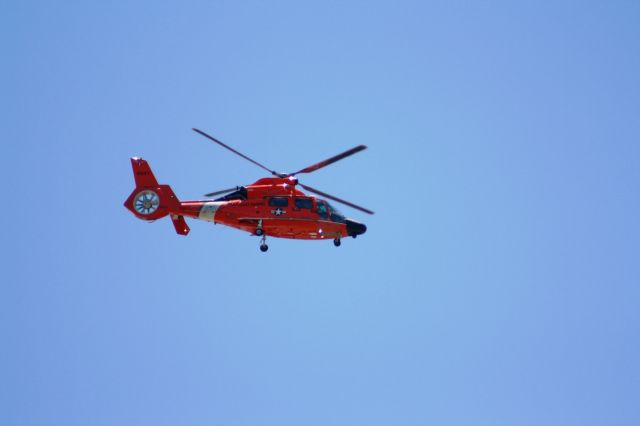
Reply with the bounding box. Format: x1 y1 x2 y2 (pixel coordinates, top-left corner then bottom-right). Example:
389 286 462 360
346 219 367 237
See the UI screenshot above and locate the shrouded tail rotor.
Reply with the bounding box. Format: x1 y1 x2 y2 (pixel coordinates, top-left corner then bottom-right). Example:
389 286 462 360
133 190 160 215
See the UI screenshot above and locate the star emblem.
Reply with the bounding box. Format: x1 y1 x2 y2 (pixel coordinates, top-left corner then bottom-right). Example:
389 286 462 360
271 208 286 216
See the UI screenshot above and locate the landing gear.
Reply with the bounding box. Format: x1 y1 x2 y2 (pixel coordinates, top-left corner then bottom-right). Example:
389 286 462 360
259 235 268 252
255 219 264 236
333 238 341 247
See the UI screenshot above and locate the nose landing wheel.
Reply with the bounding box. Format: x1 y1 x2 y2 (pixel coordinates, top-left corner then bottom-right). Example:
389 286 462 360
333 238 341 247
259 235 269 252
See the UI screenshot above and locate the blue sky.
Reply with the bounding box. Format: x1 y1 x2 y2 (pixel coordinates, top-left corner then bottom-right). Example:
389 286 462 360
2 1 639 425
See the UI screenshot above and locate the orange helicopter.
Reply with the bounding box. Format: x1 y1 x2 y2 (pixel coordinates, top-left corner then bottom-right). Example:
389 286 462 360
124 128 373 252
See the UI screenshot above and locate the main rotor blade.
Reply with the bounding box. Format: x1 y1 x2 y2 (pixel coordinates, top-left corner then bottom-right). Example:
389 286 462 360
299 183 374 215
193 128 277 176
204 187 240 197
291 145 367 175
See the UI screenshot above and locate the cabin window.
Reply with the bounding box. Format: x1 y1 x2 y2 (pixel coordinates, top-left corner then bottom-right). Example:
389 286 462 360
268 197 289 207
295 198 313 209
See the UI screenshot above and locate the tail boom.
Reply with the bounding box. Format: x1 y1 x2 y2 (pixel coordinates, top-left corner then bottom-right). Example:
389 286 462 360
124 158 229 236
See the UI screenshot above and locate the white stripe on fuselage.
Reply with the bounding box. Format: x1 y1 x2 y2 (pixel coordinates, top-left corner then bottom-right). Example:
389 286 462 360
198 202 224 222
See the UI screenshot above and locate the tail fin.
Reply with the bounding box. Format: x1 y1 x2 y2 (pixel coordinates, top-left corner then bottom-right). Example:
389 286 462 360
124 157 190 235
131 157 159 187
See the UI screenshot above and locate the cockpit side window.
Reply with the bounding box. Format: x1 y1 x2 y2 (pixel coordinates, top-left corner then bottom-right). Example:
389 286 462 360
316 201 328 219
268 197 289 207
295 198 313 209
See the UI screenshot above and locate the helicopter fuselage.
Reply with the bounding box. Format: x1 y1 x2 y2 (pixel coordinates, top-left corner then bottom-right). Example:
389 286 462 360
124 159 366 242
176 177 366 240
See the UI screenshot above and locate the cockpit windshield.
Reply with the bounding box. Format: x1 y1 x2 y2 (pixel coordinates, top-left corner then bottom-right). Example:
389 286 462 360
326 201 346 223
316 199 346 223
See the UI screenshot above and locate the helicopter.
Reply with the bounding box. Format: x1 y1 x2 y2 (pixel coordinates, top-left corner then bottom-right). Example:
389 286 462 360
124 128 373 252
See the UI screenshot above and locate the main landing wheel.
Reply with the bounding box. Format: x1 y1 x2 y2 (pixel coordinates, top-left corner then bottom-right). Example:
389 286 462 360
255 228 264 236
259 235 268 252
333 238 341 247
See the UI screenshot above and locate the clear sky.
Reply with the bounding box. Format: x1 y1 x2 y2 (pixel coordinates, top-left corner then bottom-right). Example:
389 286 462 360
2 1 639 425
